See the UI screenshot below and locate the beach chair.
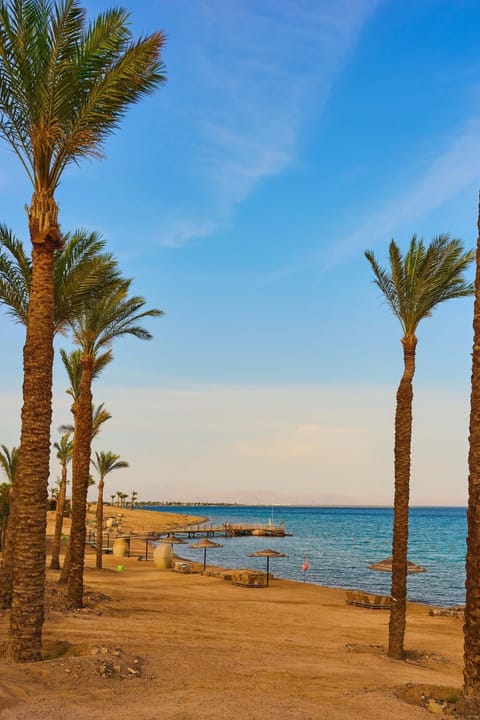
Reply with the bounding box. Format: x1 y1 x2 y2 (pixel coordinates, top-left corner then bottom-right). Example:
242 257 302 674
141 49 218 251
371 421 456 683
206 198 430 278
346 590 359 606
345 590 363 606
360 593 373 608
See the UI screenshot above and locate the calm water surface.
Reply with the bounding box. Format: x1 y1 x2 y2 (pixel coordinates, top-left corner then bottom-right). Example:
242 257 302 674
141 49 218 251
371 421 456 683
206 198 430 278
144 505 466 606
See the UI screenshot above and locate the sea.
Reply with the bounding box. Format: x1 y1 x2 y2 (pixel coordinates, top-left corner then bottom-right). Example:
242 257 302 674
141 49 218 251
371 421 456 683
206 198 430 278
144 505 467 607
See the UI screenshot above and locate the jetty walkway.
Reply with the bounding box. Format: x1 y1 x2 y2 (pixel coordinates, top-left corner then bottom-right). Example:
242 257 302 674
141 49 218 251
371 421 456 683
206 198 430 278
172 521 290 538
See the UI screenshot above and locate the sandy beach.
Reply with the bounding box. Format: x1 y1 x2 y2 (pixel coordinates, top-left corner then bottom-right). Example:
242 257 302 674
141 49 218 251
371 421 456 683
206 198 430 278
0 507 465 719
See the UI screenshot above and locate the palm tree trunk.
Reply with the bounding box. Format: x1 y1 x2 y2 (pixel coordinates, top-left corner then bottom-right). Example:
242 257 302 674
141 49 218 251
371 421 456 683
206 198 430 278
0 483 16 608
95 480 104 570
50 468 67 570
388 335 417 659
7 193 59 661
67 359 94 607
464 198 480 716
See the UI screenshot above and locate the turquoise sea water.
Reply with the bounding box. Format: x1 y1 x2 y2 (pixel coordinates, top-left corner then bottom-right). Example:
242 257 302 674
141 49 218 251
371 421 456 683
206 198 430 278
144 505 467 606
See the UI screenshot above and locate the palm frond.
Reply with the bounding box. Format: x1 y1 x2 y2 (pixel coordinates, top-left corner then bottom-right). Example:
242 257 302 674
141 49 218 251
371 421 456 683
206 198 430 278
365 234 474 337
0 223 30 324
0 443 18 482
92 449 128 482
0 0 166 190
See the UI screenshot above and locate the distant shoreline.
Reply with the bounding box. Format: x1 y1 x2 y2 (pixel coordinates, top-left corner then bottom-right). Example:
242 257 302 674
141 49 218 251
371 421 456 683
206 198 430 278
142 502 467 509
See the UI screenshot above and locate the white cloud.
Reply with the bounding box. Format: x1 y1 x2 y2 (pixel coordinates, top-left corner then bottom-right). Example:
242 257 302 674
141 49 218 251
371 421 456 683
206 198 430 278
158 0 382 247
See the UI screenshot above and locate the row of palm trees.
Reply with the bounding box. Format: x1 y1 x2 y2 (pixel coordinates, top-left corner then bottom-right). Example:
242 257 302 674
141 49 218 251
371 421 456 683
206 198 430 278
0 0 166 662
0 226 161 605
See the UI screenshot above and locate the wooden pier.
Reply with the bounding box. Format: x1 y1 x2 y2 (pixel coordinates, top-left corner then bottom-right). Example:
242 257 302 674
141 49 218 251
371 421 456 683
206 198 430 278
172 521 291 538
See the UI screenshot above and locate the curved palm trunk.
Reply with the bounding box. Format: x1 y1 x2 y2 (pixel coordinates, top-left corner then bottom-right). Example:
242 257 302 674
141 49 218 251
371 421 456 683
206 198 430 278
464 201 480 716
8 193 59 661
95 480 104 570
50 467 67 570
0 483 16 608
67 359 94 607
388 335 416 659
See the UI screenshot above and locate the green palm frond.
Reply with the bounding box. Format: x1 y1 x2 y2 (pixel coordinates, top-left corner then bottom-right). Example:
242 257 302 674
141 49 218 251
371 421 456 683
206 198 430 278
70 277 163 360
60 347 82 401
365 234 474 337
0 224 30 324
0 0 166 191
92 450 128 482
54 230 121 334
0 226 122 331
60 346 111 402
53 432 73 467
91 402 111 439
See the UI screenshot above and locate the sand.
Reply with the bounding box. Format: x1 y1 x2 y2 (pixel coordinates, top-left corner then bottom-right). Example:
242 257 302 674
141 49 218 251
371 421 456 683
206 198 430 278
0 507 466 719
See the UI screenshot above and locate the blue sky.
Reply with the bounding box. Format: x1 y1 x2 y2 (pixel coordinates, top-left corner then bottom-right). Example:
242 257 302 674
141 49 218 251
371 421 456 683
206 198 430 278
0 0 479 504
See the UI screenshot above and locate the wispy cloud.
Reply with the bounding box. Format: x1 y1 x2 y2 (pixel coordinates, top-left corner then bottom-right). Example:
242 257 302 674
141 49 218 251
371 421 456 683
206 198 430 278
159 0 382 247
324 118 480 267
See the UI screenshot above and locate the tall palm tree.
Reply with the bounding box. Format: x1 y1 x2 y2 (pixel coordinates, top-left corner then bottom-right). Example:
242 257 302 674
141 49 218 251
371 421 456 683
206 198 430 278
0 445 18 608
49 434 72 570
0 481 9 548
365 235 474 659
0 0 165 661
66 280 162 606
0 229 119 607
464 200 480 715
92 451 128 570
57 350 112 584
130 491 138 510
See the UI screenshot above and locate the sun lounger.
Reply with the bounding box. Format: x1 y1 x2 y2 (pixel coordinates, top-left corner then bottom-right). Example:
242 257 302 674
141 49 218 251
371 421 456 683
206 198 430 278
346 590 362 606
345 590 392 609
174 561 195 574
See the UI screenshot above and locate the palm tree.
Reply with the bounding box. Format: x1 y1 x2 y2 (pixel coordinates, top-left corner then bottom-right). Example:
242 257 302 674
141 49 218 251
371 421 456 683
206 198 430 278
92 451 128 570
49 434 72 570
0 0 165 661
130 491 138 510
66 279 162 606
57 350 112 584
110 494 116 506
0 445 18 607
365 235 474 659
464 200 480 715
0 482 9 548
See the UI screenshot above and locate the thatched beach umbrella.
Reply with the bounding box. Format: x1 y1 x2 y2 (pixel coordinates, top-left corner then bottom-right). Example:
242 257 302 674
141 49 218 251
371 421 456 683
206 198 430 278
368 556 426 574
158 534 187 552
249 548 288 586
189 538 223 571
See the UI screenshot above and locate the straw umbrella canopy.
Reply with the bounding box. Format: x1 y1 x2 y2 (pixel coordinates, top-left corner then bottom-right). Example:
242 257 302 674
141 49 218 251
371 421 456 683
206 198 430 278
189 538 223 571
249 548 288 586
158 534 187 554
368 556 426 574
